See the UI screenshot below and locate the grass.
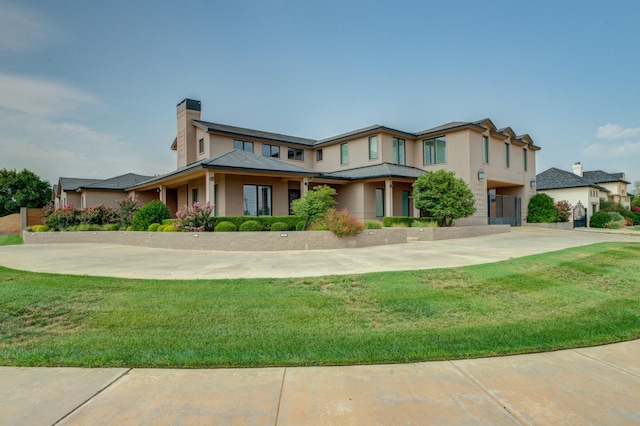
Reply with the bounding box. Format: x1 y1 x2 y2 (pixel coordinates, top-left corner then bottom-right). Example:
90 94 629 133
1 242 639 368
0 235 23 246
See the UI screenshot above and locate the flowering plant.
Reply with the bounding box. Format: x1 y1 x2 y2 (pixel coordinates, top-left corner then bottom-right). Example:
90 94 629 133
311 208 364 237
175 201 216 232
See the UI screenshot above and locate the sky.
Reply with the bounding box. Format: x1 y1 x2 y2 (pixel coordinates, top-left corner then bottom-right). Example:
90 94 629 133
1 0 639 189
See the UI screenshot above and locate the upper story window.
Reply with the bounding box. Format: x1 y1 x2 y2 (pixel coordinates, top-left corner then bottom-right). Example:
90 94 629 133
198 138 204 154
340 143 349 165
393 138 405 165
504 143 510 168
482 136 489 163
523 148 528 171
316 149 323 161
288 147 304 161
369 136 378 159
234 140 254 153
423 136 446 165
262 144 280 158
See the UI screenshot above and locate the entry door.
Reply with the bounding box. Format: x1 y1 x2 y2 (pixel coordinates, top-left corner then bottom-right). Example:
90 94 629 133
288 189 301 215
402 190 410 216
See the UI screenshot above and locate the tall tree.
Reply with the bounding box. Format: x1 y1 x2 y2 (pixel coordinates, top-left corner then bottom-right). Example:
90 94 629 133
0 168 51 217
412 170 476 227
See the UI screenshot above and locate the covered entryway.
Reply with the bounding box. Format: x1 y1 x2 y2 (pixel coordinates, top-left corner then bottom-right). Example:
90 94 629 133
488 191 522 226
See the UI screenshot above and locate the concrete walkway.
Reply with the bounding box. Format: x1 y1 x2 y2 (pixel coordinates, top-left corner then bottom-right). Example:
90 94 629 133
1 227 639 424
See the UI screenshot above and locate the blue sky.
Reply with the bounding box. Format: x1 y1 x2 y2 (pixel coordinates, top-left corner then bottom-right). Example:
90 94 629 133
1 0 639 188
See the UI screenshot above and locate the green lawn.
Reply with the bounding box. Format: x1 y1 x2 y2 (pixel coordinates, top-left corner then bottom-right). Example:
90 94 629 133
0 235 23 246
1 242 639 368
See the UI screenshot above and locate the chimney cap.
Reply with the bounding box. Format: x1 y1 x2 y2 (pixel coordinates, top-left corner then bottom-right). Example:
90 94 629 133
177 98 201 114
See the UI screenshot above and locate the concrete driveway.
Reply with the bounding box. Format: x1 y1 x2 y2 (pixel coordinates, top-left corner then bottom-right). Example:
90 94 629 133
1 227 638 279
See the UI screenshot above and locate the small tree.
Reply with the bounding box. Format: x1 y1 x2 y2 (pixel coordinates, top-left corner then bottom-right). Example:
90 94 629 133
527 193 557 223
131 200 171 231
291 184 337 230
412 170 476 227
555 200 573 223
0 168 51 217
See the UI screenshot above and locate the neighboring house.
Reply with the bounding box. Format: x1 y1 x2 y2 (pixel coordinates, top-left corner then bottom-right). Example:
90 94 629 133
126 98 540 225
56 174 153 210
536 162 630 220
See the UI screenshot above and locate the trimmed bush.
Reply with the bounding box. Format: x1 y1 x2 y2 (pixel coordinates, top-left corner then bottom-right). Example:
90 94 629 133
239 220 263 232
162 219 174 226
163 224 179 232
364 220 382 229
148 223 161 232
73 224 102 232
411 219 438 228
103 224 119 231
32 225 50 232
527 193 557 223
131 200 171 231
214 221 237 232
126 226 133 231
270 222 290 231
296 221 306 231
589 210 611 228
156 224 167 232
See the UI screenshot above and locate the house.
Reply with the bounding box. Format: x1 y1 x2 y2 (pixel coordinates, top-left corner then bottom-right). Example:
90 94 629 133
126 98 540 225
536 162 630 220
55 173 153 210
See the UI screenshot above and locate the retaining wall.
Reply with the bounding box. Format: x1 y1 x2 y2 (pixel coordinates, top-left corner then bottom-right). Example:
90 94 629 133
525 223 574 231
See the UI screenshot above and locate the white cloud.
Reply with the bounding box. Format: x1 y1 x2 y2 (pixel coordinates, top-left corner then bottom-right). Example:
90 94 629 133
596 124 640 139
583 141 640 159
0 2 57 52
0 73 99 117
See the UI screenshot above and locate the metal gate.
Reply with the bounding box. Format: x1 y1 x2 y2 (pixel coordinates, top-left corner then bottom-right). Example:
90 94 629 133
488 193 522 226
573 201 587 228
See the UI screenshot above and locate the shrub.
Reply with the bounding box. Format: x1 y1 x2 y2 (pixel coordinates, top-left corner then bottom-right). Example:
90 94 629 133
627 211 640 225
163 224 179 232
32 224 49 232
131 200 171 231
296 221 306 231
291 185 337 230
44 205 81 230
103 224 119 231
527 194 557 223
157 224 167 232
383 217 413 227
175 202 216 232
364 220 382 229
116 196 139 229
411 219 438 228
80 204 117 226
270 222 290 232
73 224 102 231
312 208 364 237
126 226 133 231
162 219 174 226
555 200 572 222
589 210 612 228
239 220 263 232
148 223 161 232
214 221 237 232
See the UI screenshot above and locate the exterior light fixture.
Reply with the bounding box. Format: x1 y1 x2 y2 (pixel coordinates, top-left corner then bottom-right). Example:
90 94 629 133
477 169 485 180
530 179 536 188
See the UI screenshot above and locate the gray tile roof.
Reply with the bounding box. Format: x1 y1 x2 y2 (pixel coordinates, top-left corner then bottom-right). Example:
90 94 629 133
536 168 609 192
415 121 470 136
317 125 415 145
194 120 317 147
80 173 155 190
201 149 318 175
583 170 630 184
322 163 425 180
58 177 102 192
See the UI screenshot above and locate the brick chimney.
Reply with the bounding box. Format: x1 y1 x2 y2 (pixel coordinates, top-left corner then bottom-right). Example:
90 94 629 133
572 162 583 177
176 99 201 168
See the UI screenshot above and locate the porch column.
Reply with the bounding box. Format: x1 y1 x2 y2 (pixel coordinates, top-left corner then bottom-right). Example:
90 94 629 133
384 180 394 217
302 178 310 196
412 204 420 218
205 171 215 206
158 186 165 203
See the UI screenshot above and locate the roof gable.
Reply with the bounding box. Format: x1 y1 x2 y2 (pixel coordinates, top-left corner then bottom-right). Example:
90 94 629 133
81 173 155 190
323 163 425 180
58 177 102 192
583 170 630 184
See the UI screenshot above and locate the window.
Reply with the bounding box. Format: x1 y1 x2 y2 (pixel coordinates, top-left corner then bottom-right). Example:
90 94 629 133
402 190 410 216
340 143 349 165
423 136 446 165
523 148 528 171
288 147 304 161
504 143 510 168
198 138 204 154
192 188 199 204
316 149 323 161
375 188 385 217
482 136 489 163
262 144 280 158
234 140 254 153
243 184 272 216
393 138 405 165
369 136 378 159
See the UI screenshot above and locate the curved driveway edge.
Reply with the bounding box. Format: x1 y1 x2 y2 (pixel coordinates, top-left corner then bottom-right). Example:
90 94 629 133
1 227 638 279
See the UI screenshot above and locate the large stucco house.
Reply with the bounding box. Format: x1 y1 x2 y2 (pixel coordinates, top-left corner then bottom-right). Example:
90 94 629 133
122 99 540 226
536 162 631 220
